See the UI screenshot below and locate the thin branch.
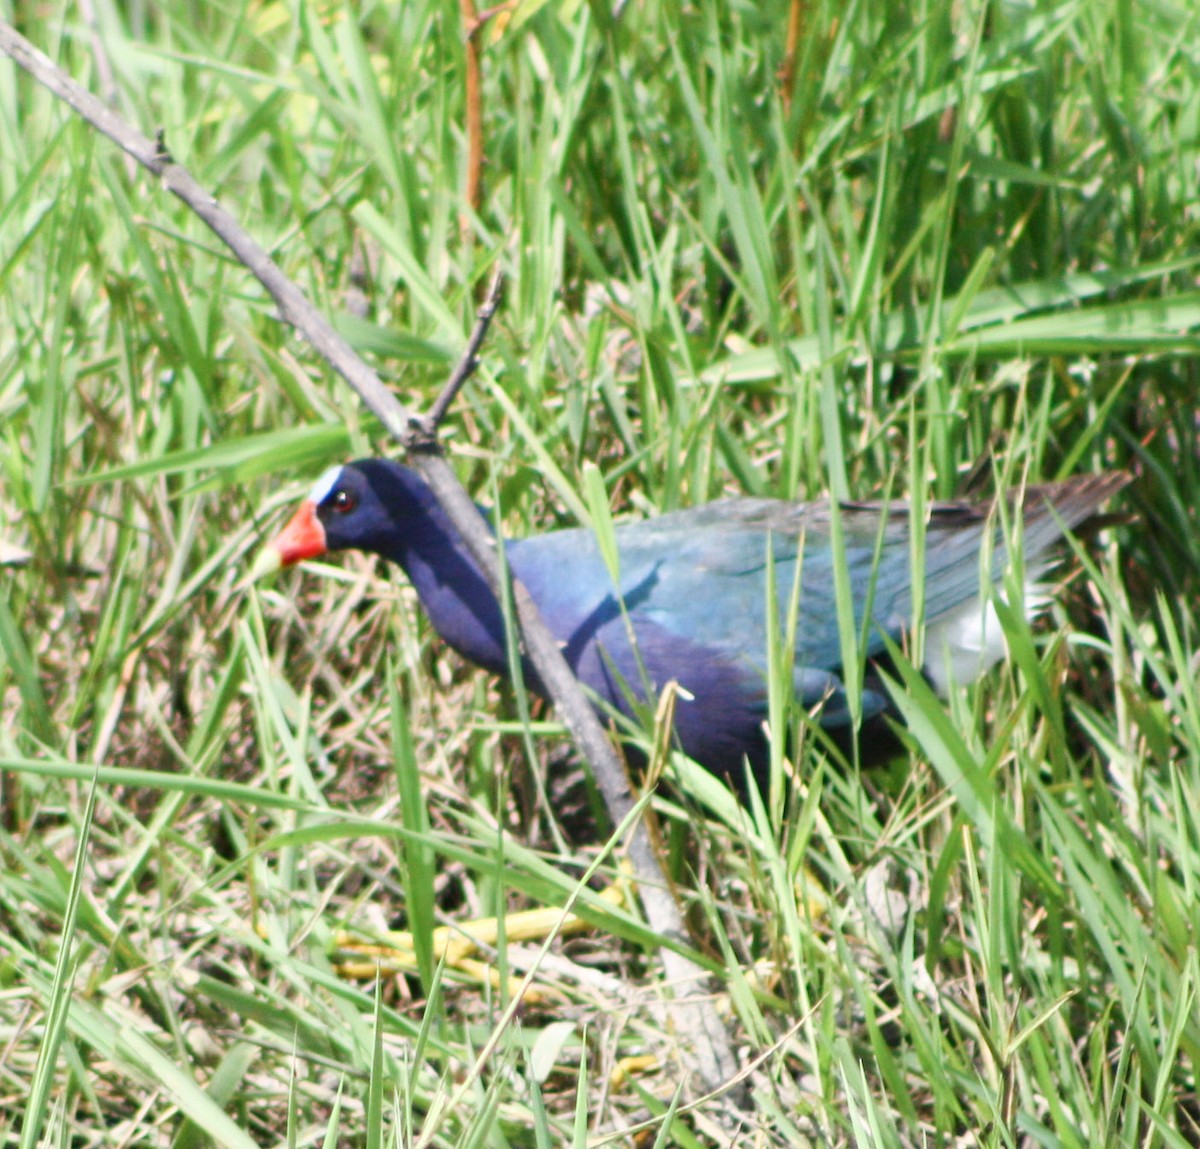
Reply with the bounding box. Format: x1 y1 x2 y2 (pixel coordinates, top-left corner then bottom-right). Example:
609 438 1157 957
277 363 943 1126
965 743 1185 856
0 20 743 1098
460 0 483 240
411 265 504 445
778 0 805 118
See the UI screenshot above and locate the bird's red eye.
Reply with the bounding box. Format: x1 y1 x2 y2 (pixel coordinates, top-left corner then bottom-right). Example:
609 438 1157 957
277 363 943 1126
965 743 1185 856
331 489 357 513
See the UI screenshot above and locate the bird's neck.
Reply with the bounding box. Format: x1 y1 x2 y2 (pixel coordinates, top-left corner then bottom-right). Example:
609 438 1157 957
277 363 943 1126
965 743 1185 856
377 478 512 677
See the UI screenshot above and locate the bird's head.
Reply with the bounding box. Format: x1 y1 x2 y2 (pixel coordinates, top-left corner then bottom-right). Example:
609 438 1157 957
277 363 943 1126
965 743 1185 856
252 460 429 578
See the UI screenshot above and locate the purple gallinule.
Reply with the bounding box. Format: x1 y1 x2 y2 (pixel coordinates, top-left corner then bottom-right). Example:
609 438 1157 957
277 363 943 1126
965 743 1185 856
258 461 1128 787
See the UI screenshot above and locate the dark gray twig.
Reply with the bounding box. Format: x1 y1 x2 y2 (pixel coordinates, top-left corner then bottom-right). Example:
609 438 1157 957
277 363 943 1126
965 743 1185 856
407 266 504 450
0 20 742 1099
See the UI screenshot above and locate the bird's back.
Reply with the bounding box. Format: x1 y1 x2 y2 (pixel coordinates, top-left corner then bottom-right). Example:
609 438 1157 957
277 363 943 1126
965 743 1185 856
505 474 1128 766
508 478 1110 676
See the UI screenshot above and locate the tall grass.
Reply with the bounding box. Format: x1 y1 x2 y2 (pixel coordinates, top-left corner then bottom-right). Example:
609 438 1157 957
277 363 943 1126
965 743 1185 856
1 0 1198 1144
